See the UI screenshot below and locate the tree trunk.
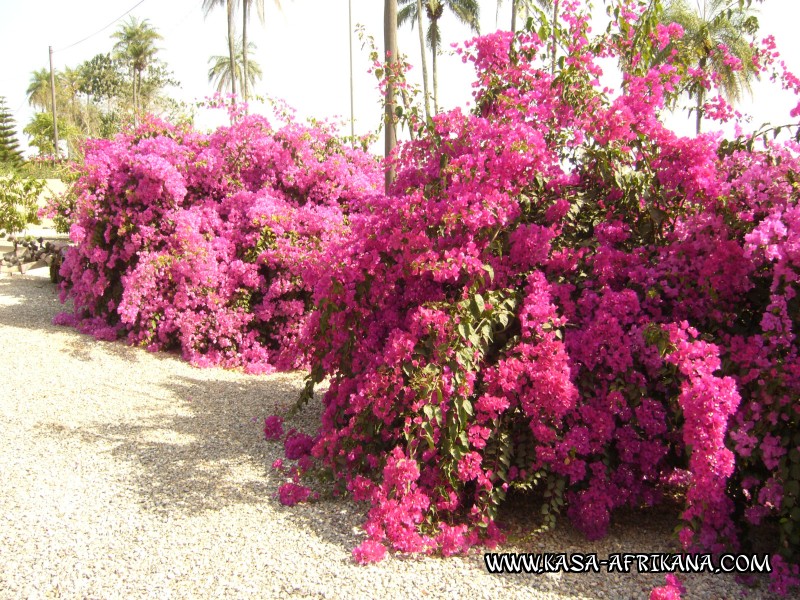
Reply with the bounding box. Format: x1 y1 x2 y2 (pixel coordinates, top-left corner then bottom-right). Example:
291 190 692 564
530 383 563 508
696 88 704 134
432 19 439 115
696 56 707 134
48 46 59 158
243 0 249 108
228 0 238 102
551 0 559 76
384 0 398 192
415 0 431 121
348 0 355 142
511 0 517 32
132 64 138 127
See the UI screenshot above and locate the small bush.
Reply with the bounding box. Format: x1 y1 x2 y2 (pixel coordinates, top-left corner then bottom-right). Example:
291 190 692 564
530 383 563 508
0 171 43 238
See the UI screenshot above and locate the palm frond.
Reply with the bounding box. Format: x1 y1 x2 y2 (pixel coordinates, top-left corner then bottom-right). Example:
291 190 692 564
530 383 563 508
426 21 441 51
448 0 481 32
398 4 419 30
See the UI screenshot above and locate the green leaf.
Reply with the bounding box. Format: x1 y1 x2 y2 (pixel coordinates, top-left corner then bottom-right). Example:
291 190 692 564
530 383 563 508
473 293 485 315
538 26 548 41
422 422 435 449
461 398 474 417
454 397 474 427
497 313 509 328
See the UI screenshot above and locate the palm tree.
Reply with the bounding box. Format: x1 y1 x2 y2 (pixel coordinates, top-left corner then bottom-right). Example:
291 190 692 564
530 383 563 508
59 65 98 137
203 0 239 101
659 0 759 133
27 69 53 112
397 0 480 114
209 39 263 94
497 0 530 32
402 0 432 120
112 17 162 125
59 66 84 118
497 0 559 73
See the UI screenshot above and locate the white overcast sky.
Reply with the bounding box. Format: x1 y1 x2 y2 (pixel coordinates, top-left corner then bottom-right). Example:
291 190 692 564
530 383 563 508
2 0 800 156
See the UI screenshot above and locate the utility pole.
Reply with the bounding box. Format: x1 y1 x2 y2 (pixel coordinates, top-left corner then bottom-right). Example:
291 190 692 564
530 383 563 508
49 45 59 159
384 0 398 193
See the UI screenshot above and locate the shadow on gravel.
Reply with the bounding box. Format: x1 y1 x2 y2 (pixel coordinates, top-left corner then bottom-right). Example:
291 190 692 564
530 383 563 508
0 277 64 332
146 375 369 551
62 336 142 363
0 276 142 363
40 368 370 553
62 376 307 514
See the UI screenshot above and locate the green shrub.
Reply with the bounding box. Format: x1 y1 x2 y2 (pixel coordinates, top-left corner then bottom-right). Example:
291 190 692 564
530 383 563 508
0 172 44 238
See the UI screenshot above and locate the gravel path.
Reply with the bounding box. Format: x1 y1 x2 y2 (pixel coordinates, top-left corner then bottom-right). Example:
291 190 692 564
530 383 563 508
0 275 783 599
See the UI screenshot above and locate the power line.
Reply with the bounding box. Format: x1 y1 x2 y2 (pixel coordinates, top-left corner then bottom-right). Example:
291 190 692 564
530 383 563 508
55 0 149 52
163 5 196 37
12 98 27 115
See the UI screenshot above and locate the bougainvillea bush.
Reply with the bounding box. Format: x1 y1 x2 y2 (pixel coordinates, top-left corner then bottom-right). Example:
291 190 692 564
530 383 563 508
54 110 381 372
283 1 799 593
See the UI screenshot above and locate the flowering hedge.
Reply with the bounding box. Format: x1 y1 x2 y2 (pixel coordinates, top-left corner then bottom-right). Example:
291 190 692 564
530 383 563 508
280 2 800 594
55 112 381 372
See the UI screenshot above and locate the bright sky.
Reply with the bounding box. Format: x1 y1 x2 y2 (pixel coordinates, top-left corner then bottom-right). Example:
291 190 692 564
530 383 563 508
2 0 800 157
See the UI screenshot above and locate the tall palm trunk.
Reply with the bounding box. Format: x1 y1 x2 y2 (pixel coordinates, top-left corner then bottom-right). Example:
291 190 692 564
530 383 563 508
415 0 431 120
431 17 439 114
511 0 517 31
695 89 704 134
551 0 559 75
227 0 238 101
130 63 138 126
243 0 249 107
696 55 706 134
348 0 355 142
385 0 398 191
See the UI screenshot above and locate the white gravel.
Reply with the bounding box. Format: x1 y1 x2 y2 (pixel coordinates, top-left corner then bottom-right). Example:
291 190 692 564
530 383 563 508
0 274 784 599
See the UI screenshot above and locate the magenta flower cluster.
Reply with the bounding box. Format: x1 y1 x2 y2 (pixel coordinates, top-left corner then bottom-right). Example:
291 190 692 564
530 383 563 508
281 2 799 594
54 113 381 372
49 1 799 594
650 574 685 600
